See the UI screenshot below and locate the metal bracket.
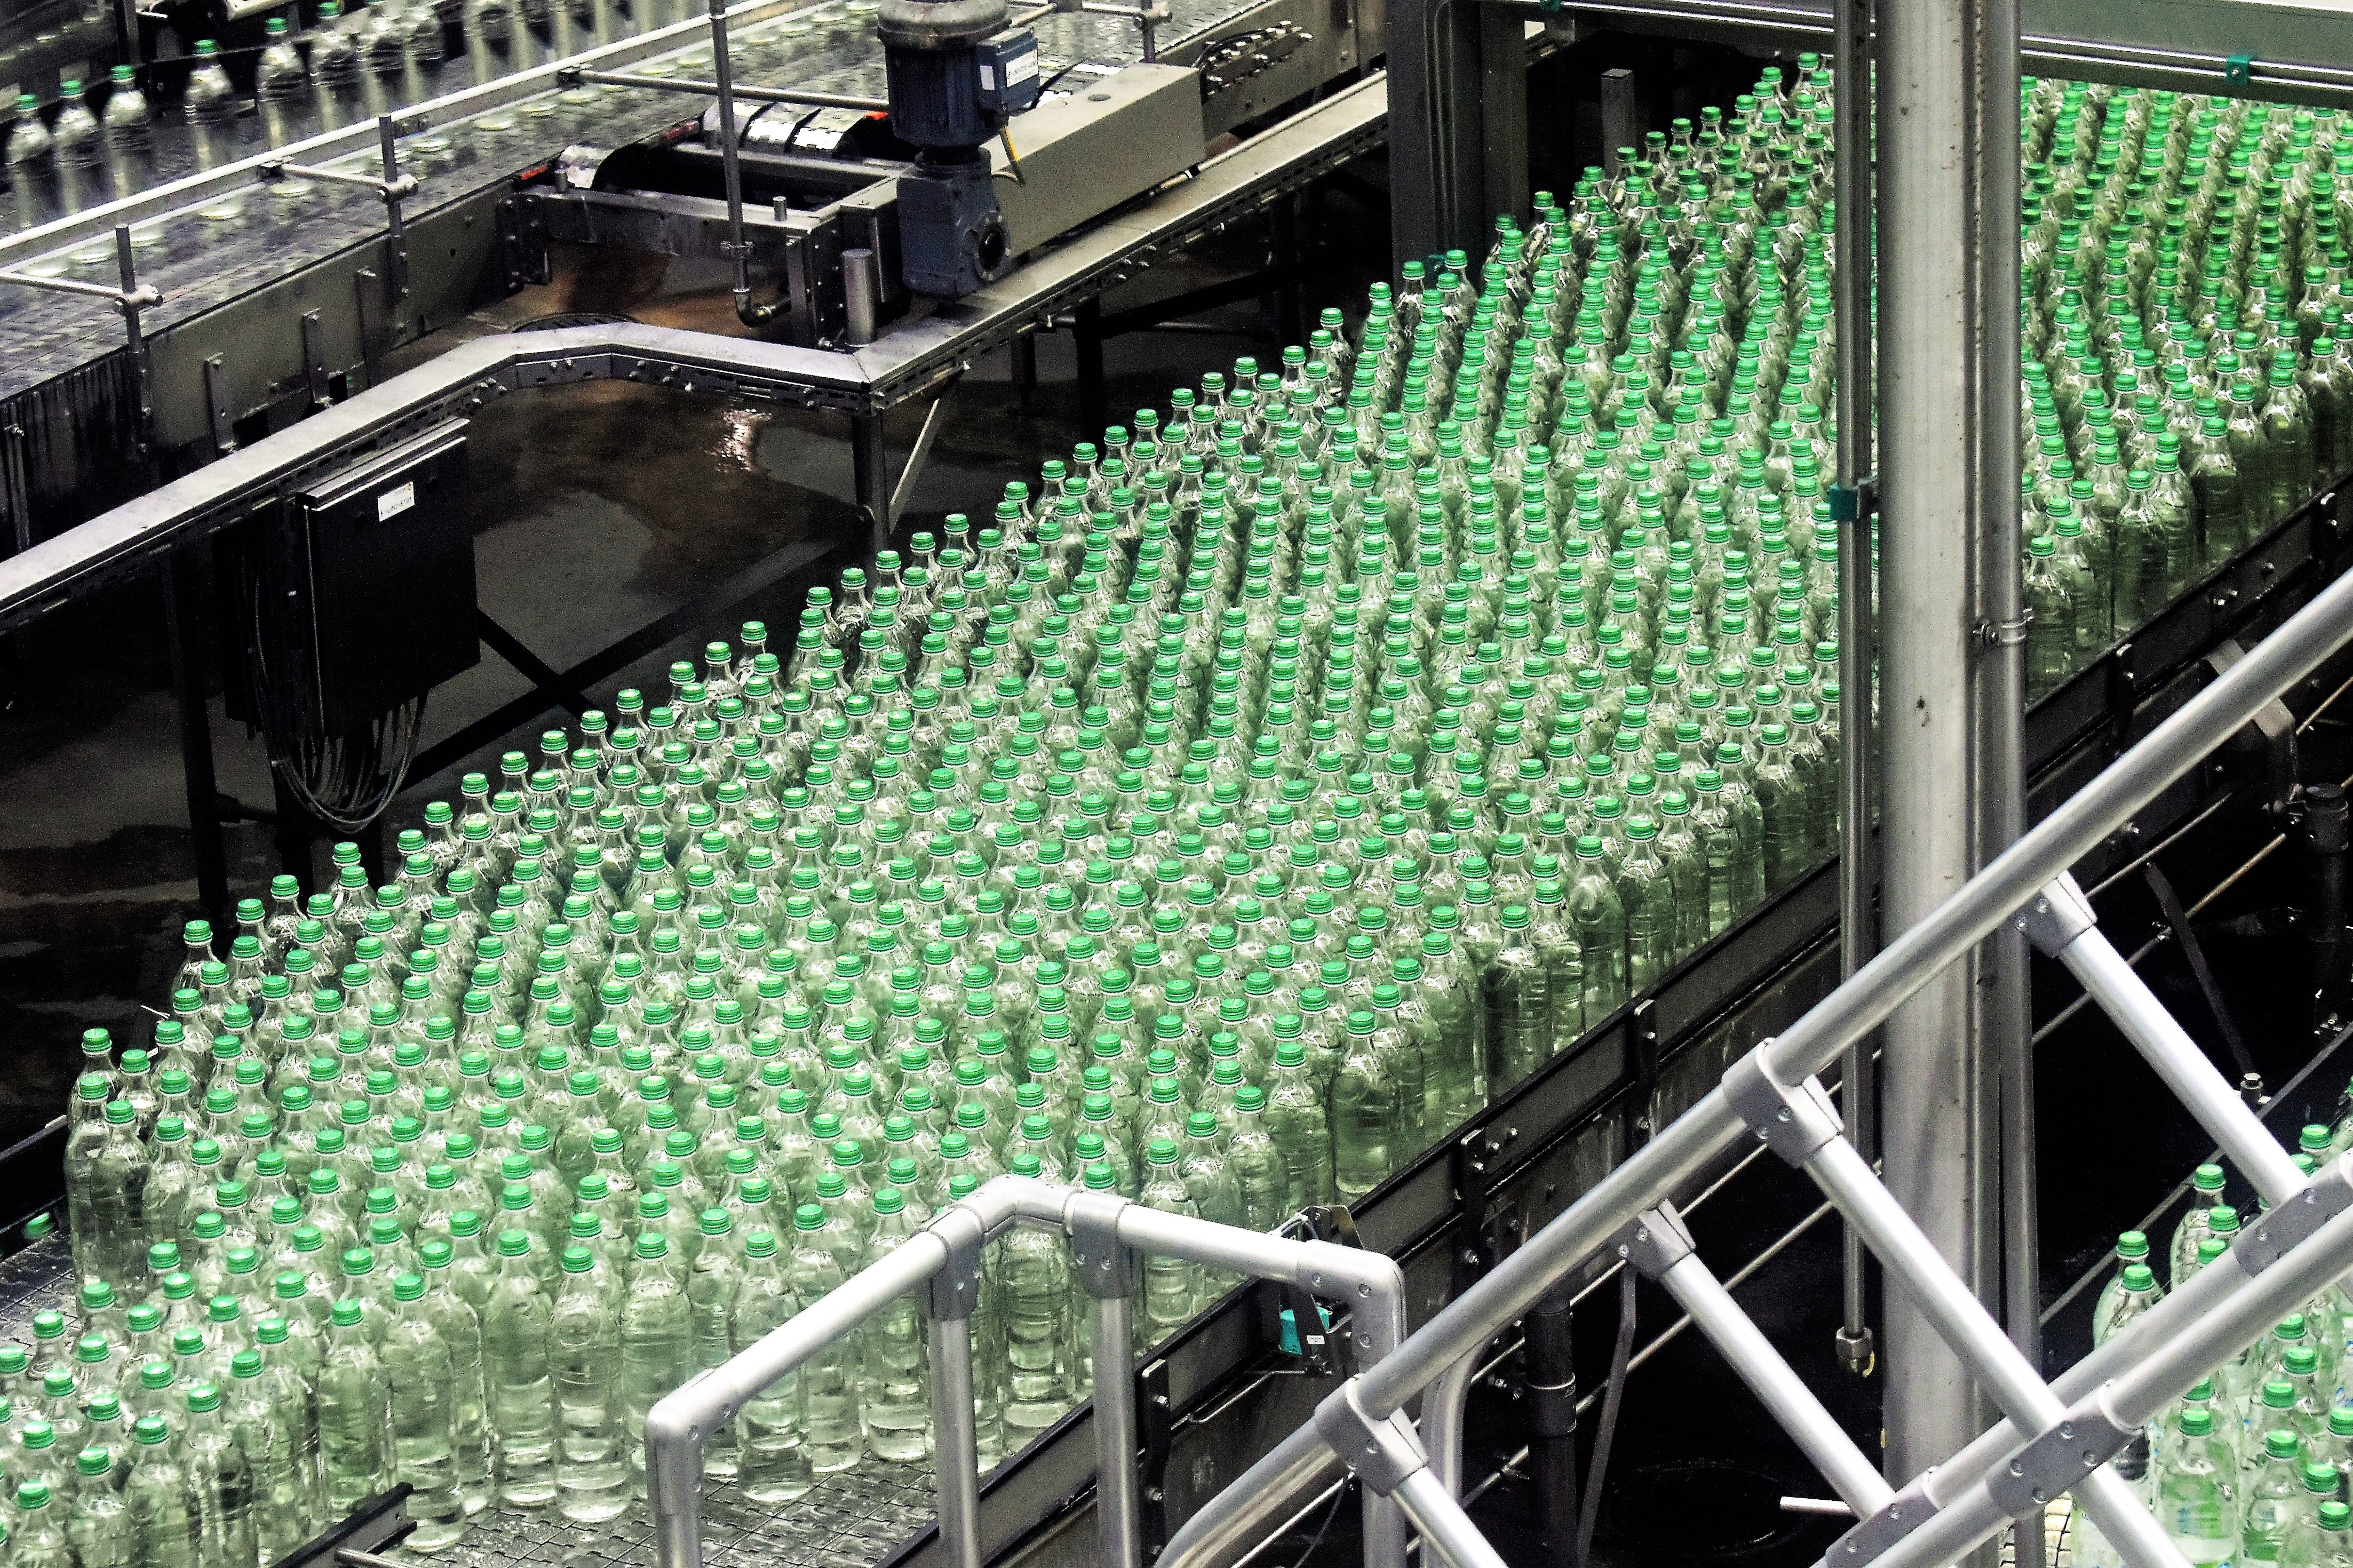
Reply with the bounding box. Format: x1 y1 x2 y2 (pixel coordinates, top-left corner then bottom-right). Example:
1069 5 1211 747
2224 51 2254 84
1974 610 2033 648
1068 1189 1135 1299
1826 474 1878 522
921 1204 988 1321
1311 1379 1429 1498
1982 1401 2137 1517
2014 873 2096 958
1825 1475 1936 1566
202 355 237 456
300 310 334 411
1617 1202 1695 1281
2231 1156 2353 1276
1139 1355 1172 1559
1721 1051 1845 1167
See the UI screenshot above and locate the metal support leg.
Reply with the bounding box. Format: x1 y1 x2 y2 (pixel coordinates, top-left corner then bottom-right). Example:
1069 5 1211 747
1073 299 1106 444
161 550 230 926
931 1316 984 1568
1830 0 1878 1389
1270 197 1306 348
1012 332 1038 411
1092 1294 1144 1568
1522 1289 1577 1560
850 413 890 554
1599 68 1639 173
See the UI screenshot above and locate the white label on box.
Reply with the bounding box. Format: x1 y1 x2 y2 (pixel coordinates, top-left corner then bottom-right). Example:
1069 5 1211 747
1004 49 1038 82
377 481 416 521
980 62 996 87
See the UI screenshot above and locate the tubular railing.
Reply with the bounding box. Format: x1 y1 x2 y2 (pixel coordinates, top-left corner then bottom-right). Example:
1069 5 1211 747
643 1175 1408 1568
1150 560 2353 1568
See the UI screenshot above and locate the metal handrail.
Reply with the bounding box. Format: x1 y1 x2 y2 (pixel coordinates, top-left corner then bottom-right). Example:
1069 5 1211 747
1159 552 2353 1568
643 1173 1410 1568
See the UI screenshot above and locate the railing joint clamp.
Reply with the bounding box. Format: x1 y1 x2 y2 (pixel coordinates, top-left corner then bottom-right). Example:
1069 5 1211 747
1068 1189 1136 1299
1982 1397 2137 1517
1721 1050 1844 1167
1825 1475 1936 1566
2232 1156 2353 1275
1617 1202 1695 1280
2014 872 2096 957
923 1205 988 1322
1311 1380 1427 1498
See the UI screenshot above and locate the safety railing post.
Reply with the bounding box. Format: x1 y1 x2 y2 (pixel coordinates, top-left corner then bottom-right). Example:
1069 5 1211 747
1071 1188 1144 1568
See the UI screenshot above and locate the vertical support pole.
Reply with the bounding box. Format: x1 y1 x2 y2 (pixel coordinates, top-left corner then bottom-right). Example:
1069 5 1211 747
1271 197 1305 348
1830 0 1878 1382
1876 0 1998 1492
1600 67 1639 175
1384 0 1492 269
161 551 232 926
1012 331 1038 411
377 116 409 315
1073 297 1106 444
1973 15 2039 1568
1093 1295 1144 1568
114 225 153 448
1475 2 1527 236
1522 1287 1578 1561
707 0 760 325
929 1316 985 1568
851 412 891 555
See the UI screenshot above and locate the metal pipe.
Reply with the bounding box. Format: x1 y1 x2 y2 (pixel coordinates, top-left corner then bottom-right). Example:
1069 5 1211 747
2054 927 2307 1203
376 116 411 305
1653 1254 1891 1516
1857 1177 2353 1568
574 68 891 109
1156 1421 1344 1568
0 267 161 304
648 1228 951 1568
1828 0 1877 1378
1092 1294 1144 1568
1802 1137 2188 1568
844 248 881 346
931 1316 985 1568
702 0 783 325
1392 1469 1514 1568
1331 559 2353 1430
1877 0 1996 1477
1974 0 2035 1540
1422 1351 1480 1498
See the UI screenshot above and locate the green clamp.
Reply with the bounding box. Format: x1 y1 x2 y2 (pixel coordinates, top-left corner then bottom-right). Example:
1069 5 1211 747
1826 484 1860 522
2224 52 2254 85
1537 0 1563 13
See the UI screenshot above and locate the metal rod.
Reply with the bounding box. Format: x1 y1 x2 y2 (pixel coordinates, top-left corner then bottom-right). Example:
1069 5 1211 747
1392 1470 1513 1568
891 384 955 526
931 1316 984 1568
1781 1498 1855 1518
113 224 153 436
1093 1294 1145 1568
1829 0 1878 1380
1866 1177 2353 1568
701 0 775 327
0 267 156 303
1801 1137 2189 1568
574 67 890 109
1423 1350 1480 1498
844 248 881 346
2052 922 2307 1203
850 413 891 553
1653 1253 1891 1516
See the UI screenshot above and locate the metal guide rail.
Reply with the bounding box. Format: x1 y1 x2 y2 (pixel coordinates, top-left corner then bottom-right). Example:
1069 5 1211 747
1152 494 2353 1568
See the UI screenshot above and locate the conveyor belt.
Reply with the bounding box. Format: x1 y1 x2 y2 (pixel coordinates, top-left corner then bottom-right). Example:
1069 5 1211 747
0 0 1278 407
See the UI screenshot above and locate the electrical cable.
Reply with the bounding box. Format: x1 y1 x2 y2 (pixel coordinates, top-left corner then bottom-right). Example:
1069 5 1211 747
1280 1469 1350 1568
1573 1252 1637 1568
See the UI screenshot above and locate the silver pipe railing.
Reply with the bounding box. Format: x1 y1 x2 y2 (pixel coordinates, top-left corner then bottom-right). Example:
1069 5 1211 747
644 1174 1410 1568
1158 558 2353 1568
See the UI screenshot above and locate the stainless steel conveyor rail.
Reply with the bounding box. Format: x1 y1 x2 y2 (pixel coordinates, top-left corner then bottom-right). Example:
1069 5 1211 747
1154 554 2353 1568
